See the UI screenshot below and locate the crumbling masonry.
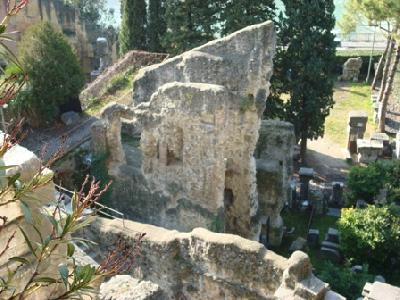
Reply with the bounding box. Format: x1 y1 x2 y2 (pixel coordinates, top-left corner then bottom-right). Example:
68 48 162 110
93 21 294 244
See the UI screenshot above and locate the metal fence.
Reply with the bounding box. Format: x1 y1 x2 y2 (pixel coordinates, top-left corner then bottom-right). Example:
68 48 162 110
54 183 125 225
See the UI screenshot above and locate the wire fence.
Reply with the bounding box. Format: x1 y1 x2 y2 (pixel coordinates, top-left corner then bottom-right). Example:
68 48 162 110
54 183 126 226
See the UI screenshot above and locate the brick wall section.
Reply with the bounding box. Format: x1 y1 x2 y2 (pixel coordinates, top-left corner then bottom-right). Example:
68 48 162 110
79 50 168 108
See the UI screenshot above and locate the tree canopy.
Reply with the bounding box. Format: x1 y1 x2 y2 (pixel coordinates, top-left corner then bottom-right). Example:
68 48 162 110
266 0 336 161
10 22 84 126
119 0 147 54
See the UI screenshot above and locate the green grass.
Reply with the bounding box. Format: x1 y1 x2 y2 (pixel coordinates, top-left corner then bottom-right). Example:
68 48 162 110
84 70 136 116
336 49 384 57
325 82 375 147
276 210 339 271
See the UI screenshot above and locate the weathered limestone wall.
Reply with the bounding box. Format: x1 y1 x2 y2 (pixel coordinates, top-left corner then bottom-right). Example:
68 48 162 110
80 50 168 108
255 120 295 247
0 140 63 299
84 217 338 300
98 21 276 240
0 0 116 76
133 22 275 111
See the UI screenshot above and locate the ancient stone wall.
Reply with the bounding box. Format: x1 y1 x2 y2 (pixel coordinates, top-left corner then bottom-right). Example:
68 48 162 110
83 217 341 300
80 50 168 108
0 0 117 76
255 120 295 247
0 139 64 299
95 21 297 244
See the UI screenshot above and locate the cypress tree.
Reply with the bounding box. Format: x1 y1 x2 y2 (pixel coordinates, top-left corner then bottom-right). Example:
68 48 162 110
148 0 167 52
162 0 217 55
266 0 336 163
119 0 147 55
221 0 275 36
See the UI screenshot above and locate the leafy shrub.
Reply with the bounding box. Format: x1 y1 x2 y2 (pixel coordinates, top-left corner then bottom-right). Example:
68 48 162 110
9 22 84 126
338 205 400 270
318 262 373 300
346 160 400 205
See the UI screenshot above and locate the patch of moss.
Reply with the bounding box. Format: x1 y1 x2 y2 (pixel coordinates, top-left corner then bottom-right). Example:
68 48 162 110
240 94 255 113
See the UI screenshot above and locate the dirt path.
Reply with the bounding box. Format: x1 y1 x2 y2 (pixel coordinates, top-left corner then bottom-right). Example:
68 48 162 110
20 115 98 161
306 138 350 182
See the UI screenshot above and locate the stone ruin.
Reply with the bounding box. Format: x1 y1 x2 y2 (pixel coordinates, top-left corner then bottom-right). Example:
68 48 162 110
80 50 168 109
347 111 368 156
339 57 363 82
0 137 65 299
94 21 296 243
81 217 344 300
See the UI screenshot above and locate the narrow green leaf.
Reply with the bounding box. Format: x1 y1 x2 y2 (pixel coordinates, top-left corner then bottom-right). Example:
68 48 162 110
8 257 29 265
7 173 20 187
0 165 17 171
67 243 75 257
18 226 36 257
0 25 6 35
58 264 69 288
20 201 33 224
70 216 96 232
32 277 58 284
71 193 78 213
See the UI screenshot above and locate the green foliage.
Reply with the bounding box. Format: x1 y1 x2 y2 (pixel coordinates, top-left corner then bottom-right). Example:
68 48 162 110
119 0 147 54
220 0 275 36
148 0 166 52
106 73 130 95
240 94 255 113
90 152 112 206
162 0 216 54
347 160 400 205
338 0 400 38
338 205 400 269
9 22 84 126
266 0 336 155
162 0 217 55
318 262 373 299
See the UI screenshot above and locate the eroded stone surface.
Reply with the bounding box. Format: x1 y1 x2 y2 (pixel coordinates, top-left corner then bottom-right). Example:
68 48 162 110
100 276 163 300
339 57 363 82
255 120 295 246
83 217 334 300
95 21 279 240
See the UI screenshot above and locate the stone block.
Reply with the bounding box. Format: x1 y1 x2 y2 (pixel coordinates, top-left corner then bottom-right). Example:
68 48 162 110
100 275 163 300
289 237 307 252
357 139 384 163
321 240 340 251
326 228 340 244
307 229 320 248
61 111 80 126
320 247 341 264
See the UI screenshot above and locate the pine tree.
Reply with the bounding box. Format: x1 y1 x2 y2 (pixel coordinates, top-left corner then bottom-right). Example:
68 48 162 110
119 0 147 55
162 0 217 55
221 0 275 36
266 0 336 163
148 0 167 52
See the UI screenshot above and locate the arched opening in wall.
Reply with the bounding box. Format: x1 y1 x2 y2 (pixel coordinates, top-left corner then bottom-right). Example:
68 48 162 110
224 169 237 234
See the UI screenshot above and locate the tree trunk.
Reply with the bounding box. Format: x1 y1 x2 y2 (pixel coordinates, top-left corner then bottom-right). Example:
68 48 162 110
300 133 308 165
372 36 392 90
379 42 400 132
377 37 395 103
